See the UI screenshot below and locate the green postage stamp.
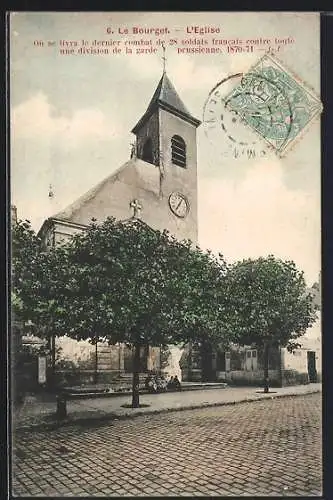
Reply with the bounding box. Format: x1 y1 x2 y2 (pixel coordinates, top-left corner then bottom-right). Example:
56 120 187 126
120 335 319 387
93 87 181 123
223 53 323 157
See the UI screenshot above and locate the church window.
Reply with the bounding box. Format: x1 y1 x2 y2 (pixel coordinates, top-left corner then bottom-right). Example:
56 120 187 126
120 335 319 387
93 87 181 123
171 135 186 168
142 137 154 164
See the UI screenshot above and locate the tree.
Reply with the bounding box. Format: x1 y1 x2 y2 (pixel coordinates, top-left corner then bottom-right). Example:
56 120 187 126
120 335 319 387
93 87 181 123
225 256 318 392
12 219 73 387
11 218 55 400
11 219 42 324
29 217 231 407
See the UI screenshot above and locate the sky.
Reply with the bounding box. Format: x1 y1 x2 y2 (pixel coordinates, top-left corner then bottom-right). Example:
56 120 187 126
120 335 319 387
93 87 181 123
10 12 321 286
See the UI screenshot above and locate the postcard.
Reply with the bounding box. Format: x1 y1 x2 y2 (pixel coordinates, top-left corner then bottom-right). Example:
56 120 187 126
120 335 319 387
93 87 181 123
10 12 322 497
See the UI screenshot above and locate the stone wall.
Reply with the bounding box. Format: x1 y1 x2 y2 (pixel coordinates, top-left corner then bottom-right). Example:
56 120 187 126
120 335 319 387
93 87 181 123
281 369 309 386
223 369 281 387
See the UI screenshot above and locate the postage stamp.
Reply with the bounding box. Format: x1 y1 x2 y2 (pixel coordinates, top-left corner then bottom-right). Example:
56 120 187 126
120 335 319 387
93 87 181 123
222 53 323 157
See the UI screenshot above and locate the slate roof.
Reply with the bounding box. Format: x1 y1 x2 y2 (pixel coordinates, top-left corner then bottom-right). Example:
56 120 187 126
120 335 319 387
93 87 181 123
132 72 201 133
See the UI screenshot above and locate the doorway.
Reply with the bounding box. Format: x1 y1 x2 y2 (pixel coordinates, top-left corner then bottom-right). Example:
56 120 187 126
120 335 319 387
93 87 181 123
201 341 216 382
307 351 317 382
245 349 258 371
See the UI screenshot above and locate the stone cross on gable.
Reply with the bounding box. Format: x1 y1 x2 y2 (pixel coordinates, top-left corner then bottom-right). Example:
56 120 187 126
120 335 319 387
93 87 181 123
130 199 142 218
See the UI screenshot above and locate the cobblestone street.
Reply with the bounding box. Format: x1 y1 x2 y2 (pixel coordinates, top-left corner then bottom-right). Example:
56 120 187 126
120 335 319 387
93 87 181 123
12 393 322 497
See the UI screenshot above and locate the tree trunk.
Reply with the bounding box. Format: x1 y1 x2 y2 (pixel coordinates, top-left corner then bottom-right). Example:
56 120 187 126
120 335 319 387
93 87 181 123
48 333 56 391
263 341 269 393
131 342 141 408
278 344 283 388
94 340 98 385
188 341 193 381
51 333 56 375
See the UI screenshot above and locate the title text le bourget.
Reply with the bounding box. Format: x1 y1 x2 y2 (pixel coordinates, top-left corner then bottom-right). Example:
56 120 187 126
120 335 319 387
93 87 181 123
106 26 221 36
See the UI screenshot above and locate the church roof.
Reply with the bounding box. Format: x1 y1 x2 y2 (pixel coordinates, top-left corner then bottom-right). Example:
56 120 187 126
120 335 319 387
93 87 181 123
149 72 191 116
43 158 161 228
132 72 201 133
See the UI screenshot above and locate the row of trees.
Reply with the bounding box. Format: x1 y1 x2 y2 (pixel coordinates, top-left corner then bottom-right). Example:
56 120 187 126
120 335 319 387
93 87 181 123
12 216 318 407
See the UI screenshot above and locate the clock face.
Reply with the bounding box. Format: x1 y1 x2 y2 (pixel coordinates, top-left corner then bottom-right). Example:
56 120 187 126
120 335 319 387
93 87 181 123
168 192 189 218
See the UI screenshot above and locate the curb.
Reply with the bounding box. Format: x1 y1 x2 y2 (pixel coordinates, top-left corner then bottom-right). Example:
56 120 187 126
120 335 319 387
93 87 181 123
13 389 321 434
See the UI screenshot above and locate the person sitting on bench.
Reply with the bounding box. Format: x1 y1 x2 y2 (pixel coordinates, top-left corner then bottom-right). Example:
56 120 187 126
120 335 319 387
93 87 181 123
157 375 167 392
167 375 181 391
145 374 158 393
173 375 181 391
167 376 175 390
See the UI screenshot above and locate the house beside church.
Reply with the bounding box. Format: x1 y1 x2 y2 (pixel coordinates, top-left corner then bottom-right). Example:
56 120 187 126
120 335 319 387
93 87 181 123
180 274 321 386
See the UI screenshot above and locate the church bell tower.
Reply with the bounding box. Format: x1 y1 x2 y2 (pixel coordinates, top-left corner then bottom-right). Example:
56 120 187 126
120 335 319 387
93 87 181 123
131 68 201 244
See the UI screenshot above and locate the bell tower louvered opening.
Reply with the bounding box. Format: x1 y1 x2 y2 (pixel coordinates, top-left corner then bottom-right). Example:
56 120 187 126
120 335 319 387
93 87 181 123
171 135 186 168
142 137 154 164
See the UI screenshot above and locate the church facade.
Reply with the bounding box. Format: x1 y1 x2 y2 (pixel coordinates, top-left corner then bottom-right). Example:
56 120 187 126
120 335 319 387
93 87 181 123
38 70 202 385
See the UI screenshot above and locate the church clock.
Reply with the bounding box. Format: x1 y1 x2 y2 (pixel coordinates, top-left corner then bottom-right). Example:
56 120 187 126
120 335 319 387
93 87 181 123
168 192 190 218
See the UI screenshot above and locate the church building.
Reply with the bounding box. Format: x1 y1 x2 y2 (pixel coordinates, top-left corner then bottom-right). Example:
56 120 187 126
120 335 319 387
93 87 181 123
38 69 202 385
22 66 322 390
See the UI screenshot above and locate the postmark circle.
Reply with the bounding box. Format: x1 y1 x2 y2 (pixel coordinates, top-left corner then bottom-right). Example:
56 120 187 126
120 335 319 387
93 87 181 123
203 71 294 158
203 73 258 148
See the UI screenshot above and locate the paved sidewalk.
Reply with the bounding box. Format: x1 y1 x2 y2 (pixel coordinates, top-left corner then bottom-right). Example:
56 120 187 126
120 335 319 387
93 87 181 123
13 383 321 432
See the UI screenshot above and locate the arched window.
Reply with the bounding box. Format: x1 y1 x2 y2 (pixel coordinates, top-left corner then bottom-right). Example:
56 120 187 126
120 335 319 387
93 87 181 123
142 137 154 164
171 135 186 168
